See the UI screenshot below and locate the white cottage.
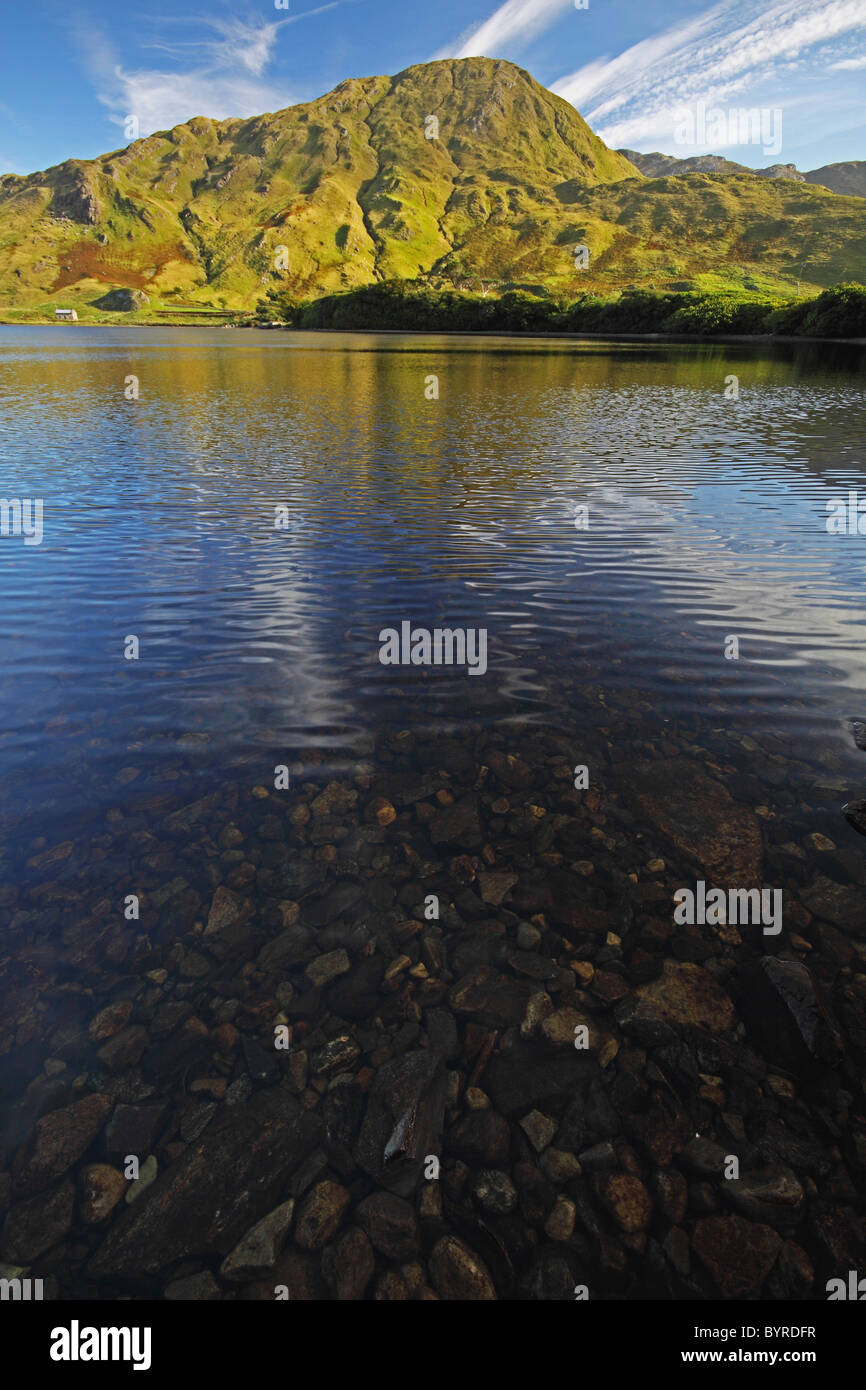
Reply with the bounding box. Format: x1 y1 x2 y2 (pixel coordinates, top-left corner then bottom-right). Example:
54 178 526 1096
55 308 78 321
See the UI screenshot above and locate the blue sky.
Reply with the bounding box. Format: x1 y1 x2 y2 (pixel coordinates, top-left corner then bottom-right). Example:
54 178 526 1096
1 0 864 176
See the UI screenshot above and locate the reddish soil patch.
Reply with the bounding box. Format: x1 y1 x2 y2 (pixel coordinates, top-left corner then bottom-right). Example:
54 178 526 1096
52 239 190 292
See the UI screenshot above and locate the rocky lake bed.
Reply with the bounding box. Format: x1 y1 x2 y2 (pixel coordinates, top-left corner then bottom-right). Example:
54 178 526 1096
2 691 865 1302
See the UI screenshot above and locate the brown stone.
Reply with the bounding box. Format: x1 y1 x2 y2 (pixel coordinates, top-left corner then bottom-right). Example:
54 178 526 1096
448 1110 510 1166
477 871 518 905
429 797 481 847
594 1173 652 1233
80 1164 126 1223
294 1180 350 1250
632 757 762 885
311 782 357 818
592 970 630 1004
369 797 396 827
628 1106 692 1166
88 1001 133 1042
204 885 253 938
449 965 528 1027
485 749 533 788
692 1214 781 1297
356 1192 419 1261
635 960 736 1034
429 1235 496 1300
334 1226 375 1300
12 1094 113 1196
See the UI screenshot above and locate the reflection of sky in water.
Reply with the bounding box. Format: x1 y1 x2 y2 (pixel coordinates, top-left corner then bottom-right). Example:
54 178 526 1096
0 327 864 843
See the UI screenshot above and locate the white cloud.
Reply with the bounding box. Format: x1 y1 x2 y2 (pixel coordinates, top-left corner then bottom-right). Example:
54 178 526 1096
103 68 292 136
78 7 341 138
204 17 284 78
434 0 575 61
551 0 866 155
830 55 866 69
552 1 735 112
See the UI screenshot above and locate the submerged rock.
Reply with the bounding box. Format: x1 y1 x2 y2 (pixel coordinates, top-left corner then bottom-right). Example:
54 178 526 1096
692 1214 781 1297
355 1191 419 1260
80 1164 126 1224
448 1110 510 1166
204 886 253 938
87 1090 320 1284
429 797 482 847
738 957 843 1069
633 960 737 1035
722 1166 804 1226
449 966 529 1027
295 1181 350 1250
355 1050 447 1196
594 1172 652 1233
12 1093 113 1196
484 1047 595 1116
799 877 864 936
305 949 350 988
631 757 763 884
429 1235 496 1300
1 1180 75 1262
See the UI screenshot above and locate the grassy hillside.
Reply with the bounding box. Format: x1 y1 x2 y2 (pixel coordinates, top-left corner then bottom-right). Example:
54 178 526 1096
0 57 864 322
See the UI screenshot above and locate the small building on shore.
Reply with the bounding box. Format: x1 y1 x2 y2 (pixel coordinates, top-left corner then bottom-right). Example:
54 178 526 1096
55 308 78 322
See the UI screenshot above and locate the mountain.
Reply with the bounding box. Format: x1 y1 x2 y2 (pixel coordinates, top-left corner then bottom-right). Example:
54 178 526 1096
620 150 769 179
804 162 866 198
0 58 864 318
620 149 866 198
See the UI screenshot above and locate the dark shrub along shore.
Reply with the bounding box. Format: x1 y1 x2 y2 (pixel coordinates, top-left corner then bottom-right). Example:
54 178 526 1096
257 282 866 340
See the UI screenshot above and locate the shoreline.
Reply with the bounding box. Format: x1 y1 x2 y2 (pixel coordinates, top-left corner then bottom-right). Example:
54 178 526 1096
1 319 864 346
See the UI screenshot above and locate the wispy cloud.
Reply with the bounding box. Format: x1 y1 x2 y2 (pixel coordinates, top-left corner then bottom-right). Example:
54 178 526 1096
433 0 575 61
551 0 866 156
77 7 341 139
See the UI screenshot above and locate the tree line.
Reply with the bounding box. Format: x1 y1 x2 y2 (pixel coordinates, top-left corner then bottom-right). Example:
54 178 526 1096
254 281 866 339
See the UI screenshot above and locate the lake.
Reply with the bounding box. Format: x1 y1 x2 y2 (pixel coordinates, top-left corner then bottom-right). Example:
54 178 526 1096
1 325 865 1300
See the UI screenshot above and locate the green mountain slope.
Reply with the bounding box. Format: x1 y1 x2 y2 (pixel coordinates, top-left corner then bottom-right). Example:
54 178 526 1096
0 58 863 318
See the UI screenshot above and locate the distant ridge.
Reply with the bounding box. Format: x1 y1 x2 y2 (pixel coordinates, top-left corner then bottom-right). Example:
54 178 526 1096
619 149 866 198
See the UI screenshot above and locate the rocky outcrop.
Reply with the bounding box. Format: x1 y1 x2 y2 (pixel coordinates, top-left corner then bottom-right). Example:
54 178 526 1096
50 165 101 224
